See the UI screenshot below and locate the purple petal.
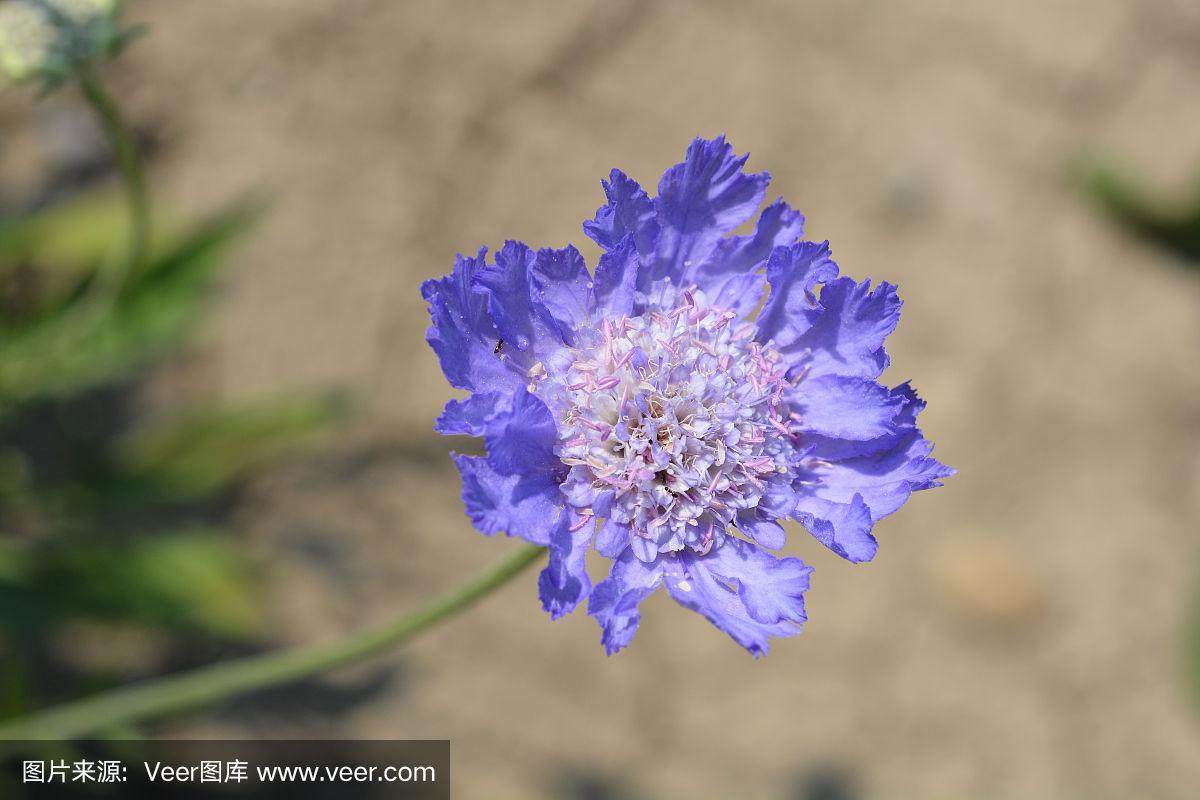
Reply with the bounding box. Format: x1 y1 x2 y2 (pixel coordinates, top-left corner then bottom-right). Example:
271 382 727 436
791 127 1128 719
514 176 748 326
472 240 566 358
785 276 902 380
705 270 767 320
629 534 658 563
701 198 806 277
757 477 799 518
792 491 878 562
434 392 503 436
702 537 813 626
592 235 640 318
595 516 631 559
531 245 593 342
588 549 666 655
666 539 812 657
452 453 564 545
807 429 954 523
420 247 527 393
798 381 922 460
538 511 592 620
791 375 906 441
736 512 787 549
755 241 840 351
653 136 770 282
484 389 561 477
583 169 659 255
792 383 954 562
692 197 805 298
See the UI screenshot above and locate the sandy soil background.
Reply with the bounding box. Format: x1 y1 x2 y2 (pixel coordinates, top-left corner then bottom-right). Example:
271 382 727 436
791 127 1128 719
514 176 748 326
4 1 1200 798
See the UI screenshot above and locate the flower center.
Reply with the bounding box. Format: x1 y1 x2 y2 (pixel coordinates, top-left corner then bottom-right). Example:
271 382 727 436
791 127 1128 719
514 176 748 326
554 290 800 556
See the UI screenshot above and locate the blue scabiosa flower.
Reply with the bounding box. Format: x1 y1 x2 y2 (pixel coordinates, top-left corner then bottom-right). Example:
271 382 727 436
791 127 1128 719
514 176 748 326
423 136 952 656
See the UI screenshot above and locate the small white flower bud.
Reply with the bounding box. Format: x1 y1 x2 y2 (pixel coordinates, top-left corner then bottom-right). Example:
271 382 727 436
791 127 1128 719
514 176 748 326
0 0 122 84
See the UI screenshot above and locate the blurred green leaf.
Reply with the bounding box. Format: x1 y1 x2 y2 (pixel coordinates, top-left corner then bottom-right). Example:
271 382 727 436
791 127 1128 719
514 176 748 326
1189 570 1200 711
0 661 31 721
0 197 119 330
118 196 263 300
0 194 127 276
0 531 263 639
0 199 262 417
1086 166 1200 265
112 393 344 502
0 535 27 583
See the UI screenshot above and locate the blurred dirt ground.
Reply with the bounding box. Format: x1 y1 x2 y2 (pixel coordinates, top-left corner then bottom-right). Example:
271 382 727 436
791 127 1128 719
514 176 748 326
4 1 1200 798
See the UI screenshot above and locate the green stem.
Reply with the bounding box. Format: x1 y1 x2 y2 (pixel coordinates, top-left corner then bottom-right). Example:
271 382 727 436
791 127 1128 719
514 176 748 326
0 544 546 741
76 65 149 294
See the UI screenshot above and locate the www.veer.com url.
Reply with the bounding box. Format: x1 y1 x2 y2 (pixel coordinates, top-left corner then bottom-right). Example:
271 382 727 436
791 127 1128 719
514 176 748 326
254 764 436 783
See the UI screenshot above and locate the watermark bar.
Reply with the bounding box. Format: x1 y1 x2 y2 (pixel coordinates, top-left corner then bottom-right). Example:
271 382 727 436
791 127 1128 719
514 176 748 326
2 740 449 799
